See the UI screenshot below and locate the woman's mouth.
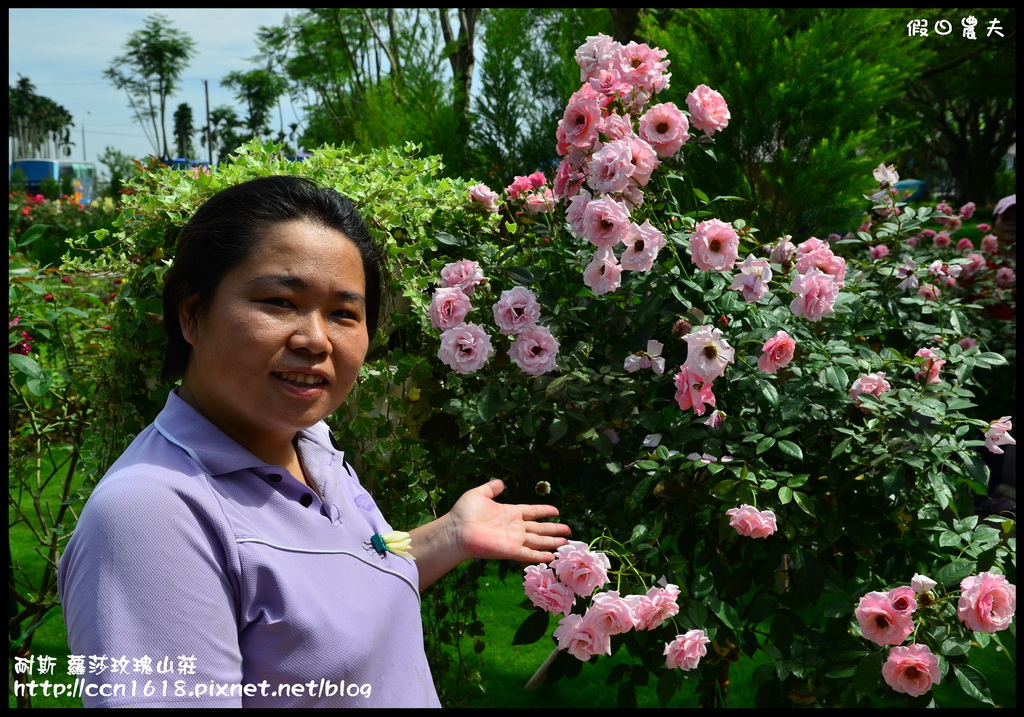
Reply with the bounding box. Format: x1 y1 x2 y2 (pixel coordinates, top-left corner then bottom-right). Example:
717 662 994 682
274 371 327 387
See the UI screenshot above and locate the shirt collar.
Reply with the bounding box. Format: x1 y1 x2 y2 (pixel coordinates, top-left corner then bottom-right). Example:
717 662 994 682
153 389 343 477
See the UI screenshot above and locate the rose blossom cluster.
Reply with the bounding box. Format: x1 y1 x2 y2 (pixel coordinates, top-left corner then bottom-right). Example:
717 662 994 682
556 35 728 295
432 260 559 376
849 371 891 411
673 324 735 417
855 572 1015 698
725 504 777 538
505 171 556 216
788 236 846 322
524 540 705 669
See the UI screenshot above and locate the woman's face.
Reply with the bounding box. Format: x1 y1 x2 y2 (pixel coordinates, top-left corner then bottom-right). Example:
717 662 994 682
178 219 369 455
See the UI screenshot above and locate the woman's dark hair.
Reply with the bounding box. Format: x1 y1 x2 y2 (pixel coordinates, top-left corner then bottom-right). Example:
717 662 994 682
161 175 387 381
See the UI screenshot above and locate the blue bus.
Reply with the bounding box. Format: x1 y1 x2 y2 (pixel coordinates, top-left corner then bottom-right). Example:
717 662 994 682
9 159 97 205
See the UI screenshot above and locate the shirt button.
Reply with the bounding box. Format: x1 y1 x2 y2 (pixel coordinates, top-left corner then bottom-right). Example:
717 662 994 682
300 494 314 508
268 473 283 483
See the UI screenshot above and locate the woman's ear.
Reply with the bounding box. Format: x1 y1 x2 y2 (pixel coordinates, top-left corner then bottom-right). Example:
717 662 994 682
178 295 200 347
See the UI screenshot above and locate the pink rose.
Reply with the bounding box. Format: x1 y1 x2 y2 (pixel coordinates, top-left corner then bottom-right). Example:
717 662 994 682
627 584 680 630
558 98 603 150
888 586 918 615
981 234 999 254
508 325 560 376
626 136 660 186
911 573 937 594
905 236 919 248
586 139 636 196
960 252 986 280
849 371 891 410
728 254 773 302
550 540 611 597
664 629 710 671
575 33 619 82
870 244 890 260
523 564 576 616
468 183 500 213
440 259 486 297
789 268 838 322
984 416 1015 455
757 330 796 374
703 409 725 429
429 287 473 330
913 347 945 385
638 102 690 157
581 195 632 248
995 267 1015 287
976 223 991 232
935 201 954 216
689 218 740 272
725 504 777 539
553 614 611 662
583 247 623 296
584 591 636 637
565 189 592 237
623 339 665 375
553 159 585 201
524 189 556 216
873 163 899 187
795 241 846 288
917 283 941 302
958 572 1016 633
955 237 975 252
957 337 977 351
614 41 670 97
959 201 976 220
527 171 546 189
620 220 667 271
437 322 494 374
770 235 795 264
682 325 735 381
882 644 941 697
506 174 535 200
492 286 541 335
673 365 716 416
855 590 914 646
686 84 730 136
932 231 951 249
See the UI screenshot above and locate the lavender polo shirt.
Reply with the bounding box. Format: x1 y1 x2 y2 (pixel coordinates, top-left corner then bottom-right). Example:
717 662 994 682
57 390 441 708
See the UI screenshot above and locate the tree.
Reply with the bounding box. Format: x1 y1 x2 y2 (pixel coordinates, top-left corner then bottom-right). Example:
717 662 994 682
643 9 917 240
197 105 246 164
8 75 75 158
172 103 195 160
221 69 288 142
97 145 136 197
896 8 1016 206
104 13 197 160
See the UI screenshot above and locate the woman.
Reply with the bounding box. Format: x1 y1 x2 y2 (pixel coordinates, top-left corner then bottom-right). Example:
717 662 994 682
58 175 570 707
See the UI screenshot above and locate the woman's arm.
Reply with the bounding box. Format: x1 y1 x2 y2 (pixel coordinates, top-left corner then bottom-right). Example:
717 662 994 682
407 479 571 591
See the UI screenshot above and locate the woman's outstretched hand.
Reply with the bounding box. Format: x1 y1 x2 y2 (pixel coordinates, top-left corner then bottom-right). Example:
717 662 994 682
408 479 571 591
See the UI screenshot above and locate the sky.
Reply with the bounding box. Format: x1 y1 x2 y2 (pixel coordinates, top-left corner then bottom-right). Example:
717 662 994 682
9 8 302 178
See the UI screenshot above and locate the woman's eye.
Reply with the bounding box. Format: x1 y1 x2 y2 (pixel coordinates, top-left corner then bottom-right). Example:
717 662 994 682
262 298 293 308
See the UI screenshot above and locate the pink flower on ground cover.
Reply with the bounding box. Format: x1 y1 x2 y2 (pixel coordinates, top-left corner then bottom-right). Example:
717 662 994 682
550 540 611 597
627 584 681 630
983 416 1015 455
583 247 623 296
492 286 541 335
882 644 941 697
757 330 796 374
956 237 975 252
850 371 891 410
957 572 1016 633
932 231 951 249
620 220 667 271
437 322 494 374
553 614 611 662
440 259 486 297
981 234 999 254
429 287 473 330
789 268 838 322
523 564 576 616
959 201 976 220
507 325 560 376
638 102 690 157
725 505 777 539
673 366 716 416
913 347 945 385
686 84 730 136
664 629 710 671
682 325 735 381
728 254 773 302
855 590 914 646
689 218 740 272
468 183 500 213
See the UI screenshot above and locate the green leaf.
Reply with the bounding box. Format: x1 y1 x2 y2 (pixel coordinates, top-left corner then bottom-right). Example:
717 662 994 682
778 485 793 504
506 266 536 285
777 440 803 461
477 384 501 422
935 559 975 588
708 598 742 632
549 417 568 443
512 610 550 645
952 663 994 705
760 380 780 408
756 436 776 454
435 231 464 246
8 352 44 380
853 652 884 695
831 436 852 459
629 524 649 544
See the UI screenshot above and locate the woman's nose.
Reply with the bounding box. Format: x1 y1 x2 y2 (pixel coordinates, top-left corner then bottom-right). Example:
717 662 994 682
289 312 332 354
